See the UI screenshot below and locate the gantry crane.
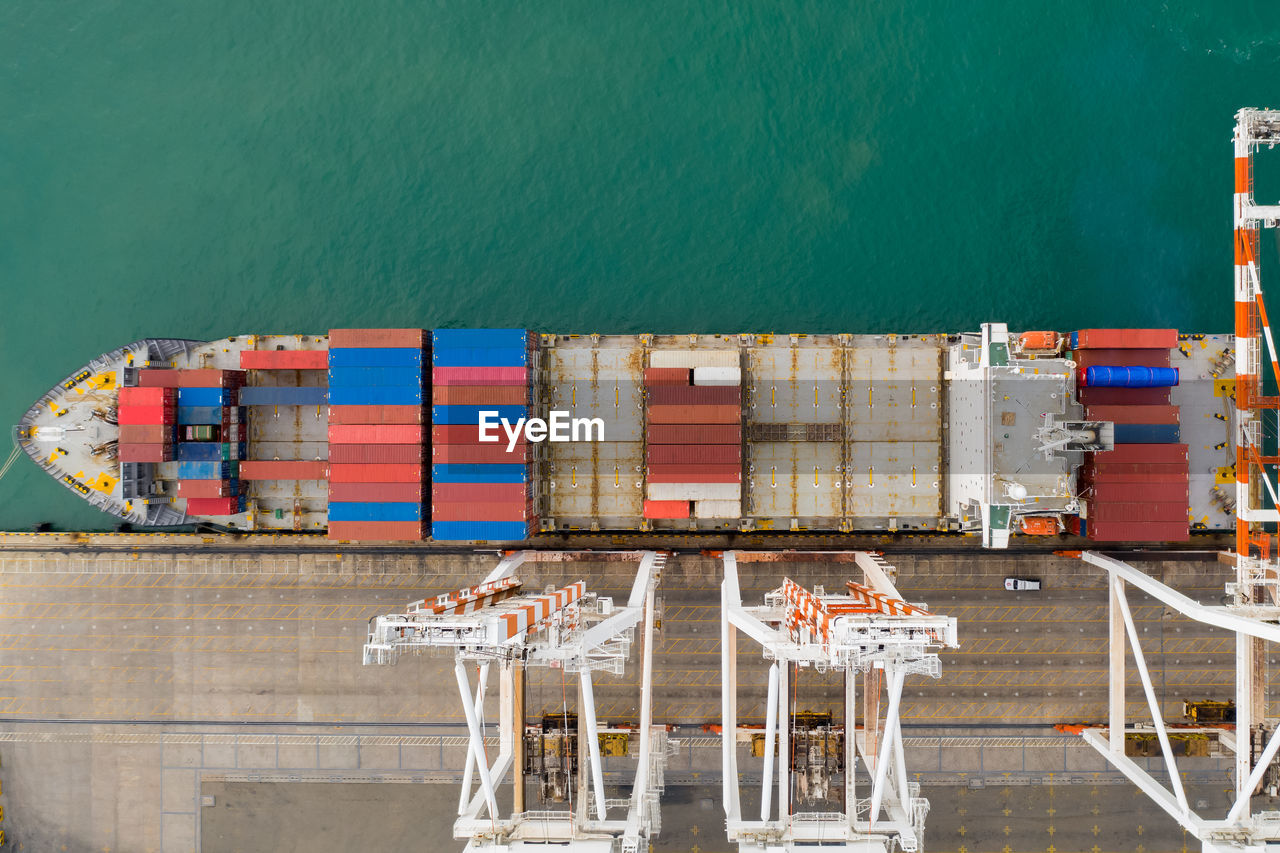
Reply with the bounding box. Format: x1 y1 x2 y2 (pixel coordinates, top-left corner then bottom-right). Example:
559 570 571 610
363 550 672 853
719 551 958 853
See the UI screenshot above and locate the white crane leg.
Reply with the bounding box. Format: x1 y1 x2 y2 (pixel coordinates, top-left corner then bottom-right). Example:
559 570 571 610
458 662 490 815
456 660 499 820
580 668 608 820
760 661 780 821
869 668 906 823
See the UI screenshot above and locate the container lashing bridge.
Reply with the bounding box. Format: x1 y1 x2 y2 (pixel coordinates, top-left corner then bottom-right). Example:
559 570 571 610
363 550 672 853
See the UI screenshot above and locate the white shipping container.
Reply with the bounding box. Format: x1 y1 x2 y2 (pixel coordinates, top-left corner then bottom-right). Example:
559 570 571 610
693 366 741 386
694 499 741 519
647 482 742 502
649 349 739 369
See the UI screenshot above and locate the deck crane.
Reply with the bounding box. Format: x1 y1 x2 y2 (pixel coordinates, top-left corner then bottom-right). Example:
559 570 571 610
719 551 958 853
363 550 672 853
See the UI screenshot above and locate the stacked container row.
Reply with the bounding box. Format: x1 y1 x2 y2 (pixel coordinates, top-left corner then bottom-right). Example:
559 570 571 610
429 329 537 541
642 352 743 521
116 386 176 462
326 329 428 541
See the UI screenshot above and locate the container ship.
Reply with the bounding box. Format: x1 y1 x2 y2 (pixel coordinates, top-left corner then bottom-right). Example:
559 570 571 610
12 324 1234 547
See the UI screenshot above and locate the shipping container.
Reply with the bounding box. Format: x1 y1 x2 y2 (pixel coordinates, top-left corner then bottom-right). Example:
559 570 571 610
177 442 247 462
177 406 224 426
328 463 424 483
136 369 181 387
649 350 739 369
1090 482 1188 503
1073 348 1171 370
643 499 689 519
432 405 528 425
327 520 426 541
647 444 740 465
431 501 535 522
1083 366 1179 389
177 479 232 498
429 520 534 542
238 460 329 480
1077 387 1171 406
177 460 237 480
239 349 329 370
117 443 172 463
118 405 176 425
1073 329 1179 350
432 443 530 464
1087 502 1188 523
239 386 328 406
1092 444 1188 463
139 368 243 388
1080 469 1189 484
1085 520 1190 542
646 482 741 502
328 328 428 349
1113 423 1181 444
648 385 741 406
327 424 424 444
326 366 424 387
693 366 742 386
329 444 424 464
430 366 527 386
177 387 231 407
432 482 530 503
118 424 173 444
432 329 530 350
327 405 424 425
647 463 741 482
647 404 740 424
643 367 692 386
431 424 526 446
693 499 742 519
431 385 528 406
327 348 424 368
185 496 247 516
431 464 528 483
432 347 528 367
646 424 741 444
327 386 423 406
1083 405 1179 425
118 387 175 405
329 502 423 522
327 482 423 502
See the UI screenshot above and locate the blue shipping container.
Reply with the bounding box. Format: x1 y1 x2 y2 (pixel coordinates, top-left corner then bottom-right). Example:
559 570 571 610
326 367 424 387
1070 331 1079 350
327 386 424 406
177 406 224 425
239 386 328 406
177 387 229 407
328 502 423 522
1114 423 1181 444
432 329 529 350
432 347 528 367
431 464 528 483
1085 365 1179 388
327 348 424 368
177 460 236 480
430 520 534 542
432 405 527 425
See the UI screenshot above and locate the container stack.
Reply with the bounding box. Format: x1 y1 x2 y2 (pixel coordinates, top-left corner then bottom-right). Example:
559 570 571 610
325 329 428 541
1069 328 1189 542
430 329 537 541
134 368 248 516
643 352 743 522
116 387 176 463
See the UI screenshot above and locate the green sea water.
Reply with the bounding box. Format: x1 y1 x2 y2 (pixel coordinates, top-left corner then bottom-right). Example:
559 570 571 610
3 2 1280 530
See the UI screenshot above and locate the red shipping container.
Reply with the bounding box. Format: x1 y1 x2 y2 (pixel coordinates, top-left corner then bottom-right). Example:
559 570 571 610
185 497 243 515
648 404 740 424
119 424 172 444
327 424 424 444
329 444 424 464
648 444 740 465
240 349 329 370
431 385 528 406
1088 502 1188 523
432 443 530 464
1075 329 1178 350
1090 482 1188 503
1074 348 1171 369
1078 387 1170 406
328 328 427 349
117 443 172 462
117 405 176 425
1082 469 1189 484
432 482 529 503
238 460 329 480
432 424 527 446
328 463 423 483
327 482 423 502
1084 405 1179 425
327 520 425 541
119 387 175 405
177 479 229 498
643 500 690 519
430 501 533 522
1093 444 1188 463
1087 520 1189 542
647 424 741 444
328 405 424 425
431 366 527 386
647 464 741 482
137 369 181 387
160 369 245 388
648 385 741 406
644 368 692 386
